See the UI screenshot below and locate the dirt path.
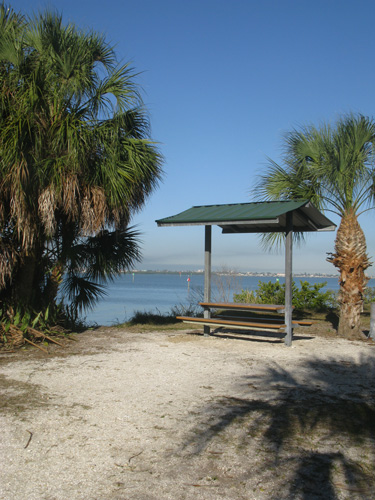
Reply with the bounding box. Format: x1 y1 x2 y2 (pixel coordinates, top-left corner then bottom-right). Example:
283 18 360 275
1 327 375 499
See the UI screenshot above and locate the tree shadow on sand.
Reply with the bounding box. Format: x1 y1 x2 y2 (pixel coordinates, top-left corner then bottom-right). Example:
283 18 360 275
181 354 375 499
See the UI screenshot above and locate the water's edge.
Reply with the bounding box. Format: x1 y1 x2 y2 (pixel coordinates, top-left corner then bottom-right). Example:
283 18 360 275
84 273 370 327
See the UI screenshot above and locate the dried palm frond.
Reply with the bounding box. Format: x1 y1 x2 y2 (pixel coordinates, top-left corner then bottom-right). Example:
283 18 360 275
111 206 130 229
62 175 79 220
0 245 17 289
90 186 109 231
80 189 95 235
38 188 56 236
9 195 35 250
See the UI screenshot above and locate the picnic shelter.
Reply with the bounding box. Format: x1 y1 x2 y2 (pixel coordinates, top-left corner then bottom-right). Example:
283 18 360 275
156 200 336 346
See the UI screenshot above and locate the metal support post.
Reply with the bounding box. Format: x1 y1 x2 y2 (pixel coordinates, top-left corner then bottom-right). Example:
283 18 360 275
204 225 212 336
284 212 293 346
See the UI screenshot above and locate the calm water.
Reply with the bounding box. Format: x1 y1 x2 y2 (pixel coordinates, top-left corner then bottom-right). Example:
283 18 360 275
84 273 375 326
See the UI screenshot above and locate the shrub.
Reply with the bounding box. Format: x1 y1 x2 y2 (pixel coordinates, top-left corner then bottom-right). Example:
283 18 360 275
293 281 336 310
232 289 257 303
364 286 375 304
233 280 336 312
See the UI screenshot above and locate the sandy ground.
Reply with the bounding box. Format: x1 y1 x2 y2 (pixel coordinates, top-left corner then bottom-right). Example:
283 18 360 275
1 326 375 500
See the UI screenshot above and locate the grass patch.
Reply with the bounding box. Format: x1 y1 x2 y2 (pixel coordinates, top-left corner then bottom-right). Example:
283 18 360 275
126 310 178 326
113 310 192 332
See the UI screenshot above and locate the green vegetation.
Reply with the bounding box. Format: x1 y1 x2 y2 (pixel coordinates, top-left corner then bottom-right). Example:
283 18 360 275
233 280 337 312
127 311 177 326
253 114 375 339
0 5 162 347
364 287 375 304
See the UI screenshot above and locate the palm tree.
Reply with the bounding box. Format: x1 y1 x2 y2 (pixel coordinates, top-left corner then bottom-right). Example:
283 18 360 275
253 114 375 339
0 6 163 318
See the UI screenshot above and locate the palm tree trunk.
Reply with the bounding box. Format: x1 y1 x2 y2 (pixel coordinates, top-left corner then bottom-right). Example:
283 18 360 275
12 253 38 307
45 263 63 305
327 210 370 339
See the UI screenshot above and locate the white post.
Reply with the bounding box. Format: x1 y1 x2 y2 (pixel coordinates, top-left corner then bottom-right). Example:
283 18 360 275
370 303 375 340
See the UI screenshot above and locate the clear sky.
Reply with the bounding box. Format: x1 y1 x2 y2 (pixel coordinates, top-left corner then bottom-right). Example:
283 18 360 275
9 0 375 275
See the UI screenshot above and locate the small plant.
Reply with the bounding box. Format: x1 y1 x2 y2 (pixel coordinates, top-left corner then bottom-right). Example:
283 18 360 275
170 285 204 317
0 302 67 350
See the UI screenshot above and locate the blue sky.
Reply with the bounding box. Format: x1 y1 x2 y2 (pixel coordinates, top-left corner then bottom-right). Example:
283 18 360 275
9 0 375 274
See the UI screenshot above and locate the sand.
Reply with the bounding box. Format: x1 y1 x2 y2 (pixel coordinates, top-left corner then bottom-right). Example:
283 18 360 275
1 326 375 499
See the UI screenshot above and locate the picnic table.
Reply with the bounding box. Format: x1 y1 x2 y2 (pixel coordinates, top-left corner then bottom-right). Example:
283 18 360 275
176 301 312 335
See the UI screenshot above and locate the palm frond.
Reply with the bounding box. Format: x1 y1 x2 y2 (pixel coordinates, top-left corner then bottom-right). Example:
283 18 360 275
259 231 306 252
66 227 142 282
252 113 375 253
252 157 324 211
61 274 107 313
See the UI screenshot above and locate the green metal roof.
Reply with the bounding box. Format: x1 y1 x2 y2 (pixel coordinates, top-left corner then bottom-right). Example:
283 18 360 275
156 200 336 233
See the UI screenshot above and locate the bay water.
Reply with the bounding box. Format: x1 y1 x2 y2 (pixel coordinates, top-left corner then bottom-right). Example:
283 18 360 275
84 272 374 326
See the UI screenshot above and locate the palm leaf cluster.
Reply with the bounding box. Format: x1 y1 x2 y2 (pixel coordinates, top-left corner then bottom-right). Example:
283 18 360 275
0 5 163 319
256 116 375 216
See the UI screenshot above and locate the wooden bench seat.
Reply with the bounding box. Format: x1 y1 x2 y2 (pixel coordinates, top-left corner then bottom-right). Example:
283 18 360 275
215 315 313 327
199 302 286 312
176 315 286 332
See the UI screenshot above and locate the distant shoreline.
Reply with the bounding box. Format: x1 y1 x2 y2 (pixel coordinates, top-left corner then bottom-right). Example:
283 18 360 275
128 269 347 279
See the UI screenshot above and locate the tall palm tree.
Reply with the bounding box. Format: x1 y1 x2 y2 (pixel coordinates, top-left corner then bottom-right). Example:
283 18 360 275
0 6 163 317
253 114 375 339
